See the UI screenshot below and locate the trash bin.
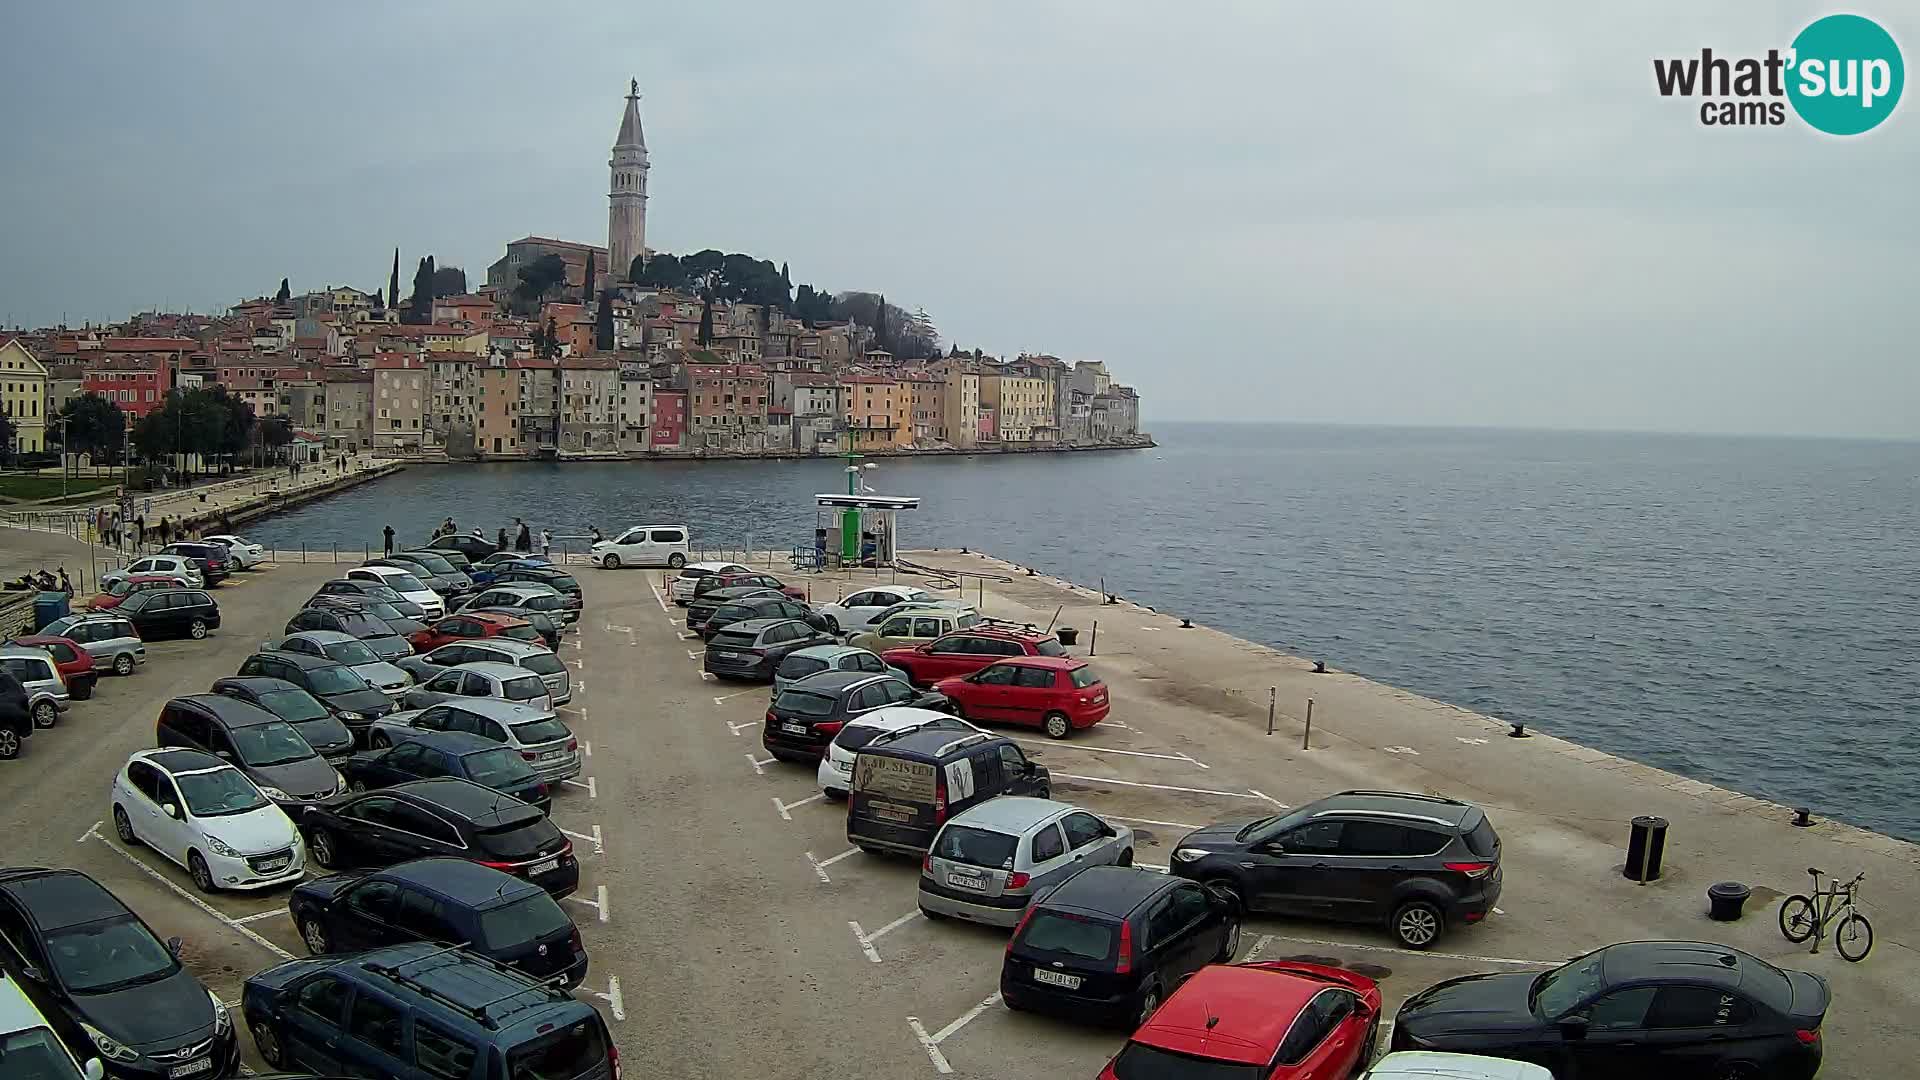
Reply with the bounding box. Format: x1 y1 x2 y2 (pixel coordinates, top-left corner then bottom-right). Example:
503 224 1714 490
32 591 70 632
1056 627 1079 647
1707 881 1751 921
1623 815 1669 882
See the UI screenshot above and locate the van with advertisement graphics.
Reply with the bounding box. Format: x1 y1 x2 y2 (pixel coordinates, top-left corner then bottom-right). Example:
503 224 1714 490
847 728 1050 856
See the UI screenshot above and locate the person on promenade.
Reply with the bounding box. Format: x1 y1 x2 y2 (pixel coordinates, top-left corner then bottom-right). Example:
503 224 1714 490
220 510 232 533
157 517 172 546
496 527 509 551
590 526 604 544
57 568 73 596
383 524 395 555
514 519 531 553
134 516 145 550
540 529 553 557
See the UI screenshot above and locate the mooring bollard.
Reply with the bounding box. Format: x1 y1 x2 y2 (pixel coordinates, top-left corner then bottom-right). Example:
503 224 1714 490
1302 697 1314 749
1266 687 1276 736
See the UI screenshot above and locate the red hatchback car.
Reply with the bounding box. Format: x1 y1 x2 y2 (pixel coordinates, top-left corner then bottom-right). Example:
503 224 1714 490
883 627 1068 687
6 635 98 700
1097 961 1382 1080
407 610 544 652
934 656 1108 738
86 574 176 611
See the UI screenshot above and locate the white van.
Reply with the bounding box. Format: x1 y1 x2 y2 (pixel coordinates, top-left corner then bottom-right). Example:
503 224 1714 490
1362 1052 1554 1080
592 524 690 569
1 968 105 1078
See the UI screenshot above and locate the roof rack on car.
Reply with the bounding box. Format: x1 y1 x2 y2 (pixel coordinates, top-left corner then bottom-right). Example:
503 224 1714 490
363 946 565 1030
1333 790 1465 806
933 732 995 756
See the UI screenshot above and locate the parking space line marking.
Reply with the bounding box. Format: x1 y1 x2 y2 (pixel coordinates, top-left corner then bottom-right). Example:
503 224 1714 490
772 792 826 820
78 820 102 844
746 753 776 775
566 885 611 924
560 825 604 855
850 920 883 962
1055 772 1280 802
589 976 626 1021
1137 863 1168 872
581 740 591 757
867 909 920 943
906 1018 952 1074
89 835 295 960
1246 788 1286 807
805 847 859 883
1246 933 1273 960
604 622 637 634
1255 933 1551 967
713 688 762 704
686 649 700 660
232 909 289 925
563 776 597 798
727 719 758 735
929 991 1002 1045
1105 814 1203 829
1009 738 1209 768
908 990 1004 1070
647 578 671 613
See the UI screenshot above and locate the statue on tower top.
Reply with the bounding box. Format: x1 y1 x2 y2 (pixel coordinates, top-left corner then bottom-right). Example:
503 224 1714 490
630 78 638 97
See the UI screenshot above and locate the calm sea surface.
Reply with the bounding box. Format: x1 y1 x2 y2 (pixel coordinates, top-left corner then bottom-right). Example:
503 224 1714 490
246 424 1920 840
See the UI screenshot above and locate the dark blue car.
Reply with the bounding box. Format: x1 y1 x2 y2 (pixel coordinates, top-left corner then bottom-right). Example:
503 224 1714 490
242 943 614 1080
337 731 550 814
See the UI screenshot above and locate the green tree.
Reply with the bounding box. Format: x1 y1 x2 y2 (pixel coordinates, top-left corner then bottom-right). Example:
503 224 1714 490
0 412 15 462
275 278 290 303
388 248 401 310
595 291 615 351
582 251 597 303
431 264 467 296
697 288 714 346
512 254 569 314
55 393 127 464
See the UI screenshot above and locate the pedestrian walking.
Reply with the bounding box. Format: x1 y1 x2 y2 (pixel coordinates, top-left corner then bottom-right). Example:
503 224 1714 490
220 510 232 534
158 517 172 546
383 524 396 555
134 515 145 549
540 529 553 557
590 525 604 544
514 518 532 553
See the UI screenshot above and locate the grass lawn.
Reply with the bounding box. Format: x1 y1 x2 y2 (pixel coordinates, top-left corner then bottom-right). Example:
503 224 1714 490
0 473 121 501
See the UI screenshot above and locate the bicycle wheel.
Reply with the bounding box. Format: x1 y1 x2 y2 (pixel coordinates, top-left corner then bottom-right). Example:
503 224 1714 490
1836 912 1873 962
1778 895 1817 943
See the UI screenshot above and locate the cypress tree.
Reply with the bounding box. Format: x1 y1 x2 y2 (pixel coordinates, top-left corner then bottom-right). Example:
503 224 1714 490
595 291 615 351
389 248 400 311
583 252 597 303
275 278 290 303
697 290 713 346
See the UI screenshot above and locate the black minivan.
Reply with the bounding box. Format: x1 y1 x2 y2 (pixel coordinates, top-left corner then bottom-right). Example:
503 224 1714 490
155 694 344 807
848 729 1050 856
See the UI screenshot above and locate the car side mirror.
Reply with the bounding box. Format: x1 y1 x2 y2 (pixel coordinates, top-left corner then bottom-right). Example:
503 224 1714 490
166 936 183 958
163 803 181 818
1558 1014 1590 1040
1352 1000 1372 1019
215 750 233 761
20 963 46 983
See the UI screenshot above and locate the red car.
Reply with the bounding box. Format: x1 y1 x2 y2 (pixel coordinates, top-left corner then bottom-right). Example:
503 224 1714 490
407 610 544 652
883 627 1067 686
1097 961 1382 1080
6 635 98 700
934 656 1108 738
694 571 806 602
86 574 176 611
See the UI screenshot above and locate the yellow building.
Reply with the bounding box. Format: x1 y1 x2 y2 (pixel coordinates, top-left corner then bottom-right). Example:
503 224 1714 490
841 376 912 450
978 370 1050 443
0 338 49 454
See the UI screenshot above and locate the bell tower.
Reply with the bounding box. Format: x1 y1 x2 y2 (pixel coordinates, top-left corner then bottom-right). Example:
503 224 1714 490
608 79 649 284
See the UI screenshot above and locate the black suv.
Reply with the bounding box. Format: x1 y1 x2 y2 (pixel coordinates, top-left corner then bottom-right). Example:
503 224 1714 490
763 671 948 762
284 606 412 661
236 651 394 743
697 594 819 640
1169 789 1503 949
489 566 582 606
339 730 551 814
161 542 232 585
155 694 344 808
684 586 783 635
289 857 588 987
1001 865 1240 1029
115 587 221 641
300 778 578 897
211 676 355 759
310 578 427 620
703 618 837 680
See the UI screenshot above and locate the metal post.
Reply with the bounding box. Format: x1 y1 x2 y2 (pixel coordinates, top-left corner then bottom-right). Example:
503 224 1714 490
301 543 306 564
1267 687 1276 735
1302 698 1314 749
1089 620 1098 656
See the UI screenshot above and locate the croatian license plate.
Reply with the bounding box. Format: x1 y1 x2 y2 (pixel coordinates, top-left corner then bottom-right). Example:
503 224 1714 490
257 857 289 873
782 722 808 735
541 749 566 760
1032 968 1081 989
168 1058 213 1079
947 873 987 891
871 801 913 824
529 858 559 875
713 651 738 660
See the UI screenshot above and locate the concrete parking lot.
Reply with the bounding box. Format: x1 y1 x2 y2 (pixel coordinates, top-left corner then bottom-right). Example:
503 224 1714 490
4 538 1915 1078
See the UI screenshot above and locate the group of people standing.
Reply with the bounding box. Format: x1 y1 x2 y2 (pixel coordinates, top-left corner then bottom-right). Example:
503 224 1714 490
91 503 233 553
399 516 554 557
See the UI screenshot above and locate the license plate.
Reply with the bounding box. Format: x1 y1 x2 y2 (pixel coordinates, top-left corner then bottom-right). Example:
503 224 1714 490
256 858 289 873
168 1059 213 1079
1095 694 1106 703
541 749 566 760
529 858 559 875
870 801 913 824
782 722 808 735
713 651 738 659
947 873 988 891
1032 968 1082 989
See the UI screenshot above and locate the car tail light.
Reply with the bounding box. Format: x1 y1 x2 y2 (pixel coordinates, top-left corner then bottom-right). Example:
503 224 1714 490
520 751 537 761
816 721 843 736
1007 871 1031 890
1444 861 1494 879
766 709 778 726
1115 919 1133 974
570 927 583 951
477 860 517 870
565 738 578 752
1795 1028 1821 1046
922 852 933 873
1007 905 1037 954
934 779 948 825
609 1044 621 1080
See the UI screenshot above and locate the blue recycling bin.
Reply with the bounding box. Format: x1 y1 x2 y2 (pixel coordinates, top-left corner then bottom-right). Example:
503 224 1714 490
33 591 70 631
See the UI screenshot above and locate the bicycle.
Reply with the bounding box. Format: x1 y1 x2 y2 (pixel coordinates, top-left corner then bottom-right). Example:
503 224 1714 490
1779 867 1872 962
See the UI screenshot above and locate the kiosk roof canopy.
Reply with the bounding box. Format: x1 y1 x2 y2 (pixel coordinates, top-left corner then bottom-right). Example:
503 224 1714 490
815 493 920 511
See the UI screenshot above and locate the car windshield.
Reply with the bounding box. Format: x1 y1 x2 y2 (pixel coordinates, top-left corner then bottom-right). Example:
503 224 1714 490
45 915 178 993
255 688 329 722
932 825 1019 869
361 600 408 621
1237 808 1307 842
778 655 830 681
1033 639 1067 657
0 1026 86 1080
519 652 565 676
774 689 837 716
474 817 556 860
711 605 751 623
1069 667 1100 689
502 675 546 701
323 640 380 666
499 624 543 643
505 1017 608 1080
366 586 405 603
511 717 571 745
545 575 579 591
405 553 457 574
1531 952 1607 1017
231 721 317 767
1108 1042 1265 1080
306 665 373 694
523 594 564 612
465 747 538 787
177 768 269 816
477 894 572 950
106 579 135 596
292 714 352 749
1017 911 1117 963
709 630 758 649
386 572 428 592
339 615 388 637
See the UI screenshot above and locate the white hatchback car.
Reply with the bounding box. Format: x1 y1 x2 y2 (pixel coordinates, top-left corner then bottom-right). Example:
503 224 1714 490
110 747 306 892
816 705 982 799
201 534 266 569
1360 1052 1554 1080
101 555 202 589
591 524 690 569
814 585 936 634
347 565 444 619
670 562 749 604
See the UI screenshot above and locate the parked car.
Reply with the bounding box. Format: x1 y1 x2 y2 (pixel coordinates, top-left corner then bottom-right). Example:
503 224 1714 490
393 550 474 595
670 561 749 603
848 728 1050 856
199 533 265 569
41 615 144 676
1002 866 1241 1028
365 557 464 601
848 604 985 654
0 686 33 760
288 858 587 986
7 635 97 701
1390 941 1830 1080
414 547 483 585
455 584 576 627
0 867 240 1078
114 588 220 641
424 533 502 561
774 643 909 694
242 943 613 1079
338 731 550 814
884 626 1068 687
684 586 786 635
367 700 580 785
398 661 552 712
476 551 549 570
1098 961 1383 1080
0 959 105 1079
100 555 200 590
697 594 823 641
344 566 442 619
310 578 426 620
935 656 1109 739
84 575 176 612
920 798 1133 926
110 748 307 892
762 671 948 762
395 640 570 706
815 706 977 800
407 611 544 653
234 652 396 744
814 585 937 633
1363 1053 1554 1079
210 677 355 760
459 607 562 650
591 524 690 569
703 618 837 681
691 571 803 603
488 565 582 608
307 593 427 637
159 542 231 586
283 607 412 662
1170 790 1503 950
299 778 579 896
263 631 412 700
0 646 69 728
155 694 345 809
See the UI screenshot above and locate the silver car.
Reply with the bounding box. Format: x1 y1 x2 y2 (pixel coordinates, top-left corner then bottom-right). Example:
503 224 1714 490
918 798 1134 927
264 631 413 699
0 646 70 729
459 583 578 626
396 639 572 705
400 660 553 712
772 644 910 694
42 614 145 675
366 698 581 782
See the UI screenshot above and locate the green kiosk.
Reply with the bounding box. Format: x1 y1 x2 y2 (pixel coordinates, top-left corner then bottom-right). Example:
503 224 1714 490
814 491 920 567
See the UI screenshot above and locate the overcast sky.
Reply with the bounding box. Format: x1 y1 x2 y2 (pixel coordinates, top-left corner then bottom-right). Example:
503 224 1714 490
3 2 1916 437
